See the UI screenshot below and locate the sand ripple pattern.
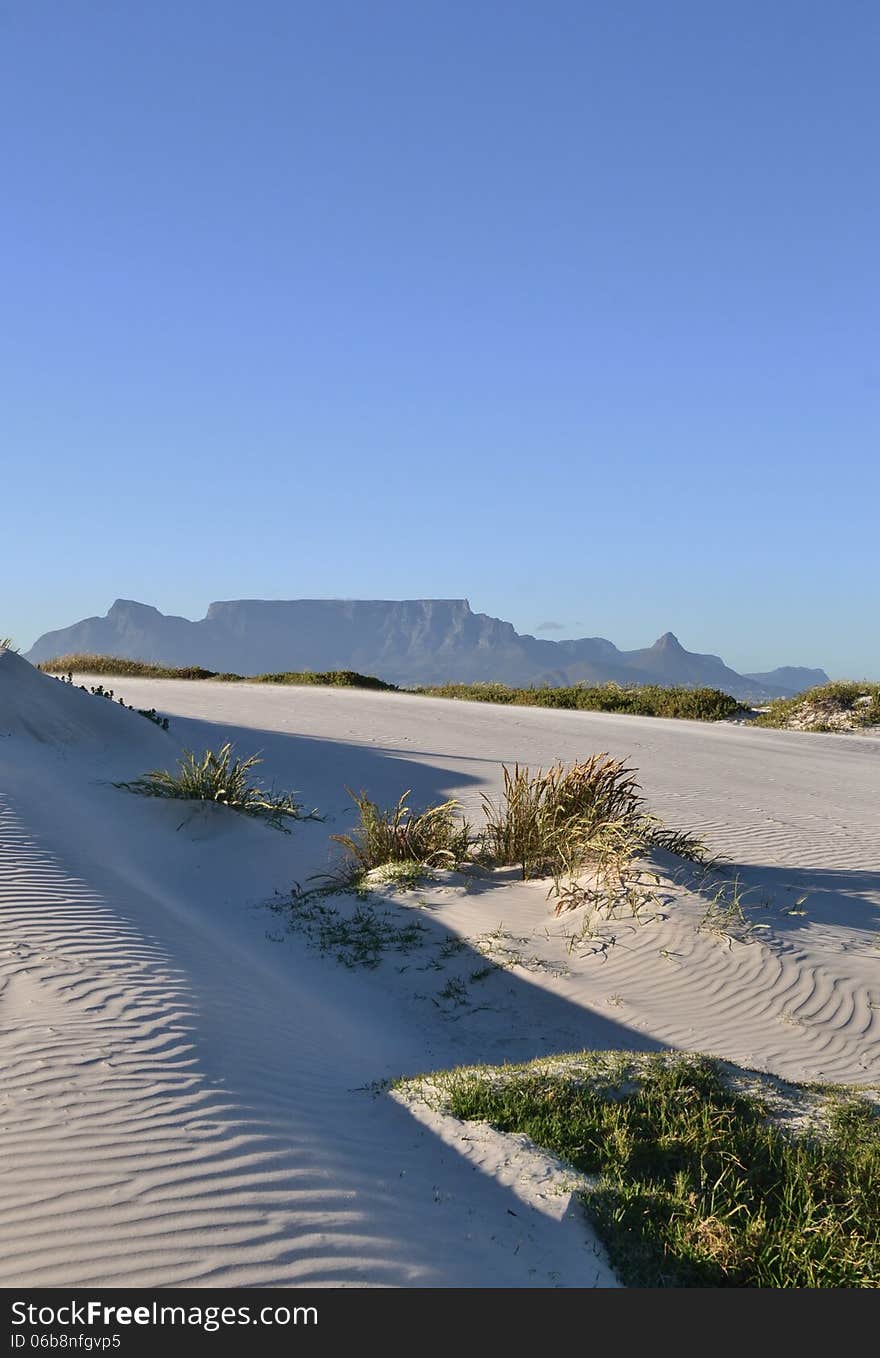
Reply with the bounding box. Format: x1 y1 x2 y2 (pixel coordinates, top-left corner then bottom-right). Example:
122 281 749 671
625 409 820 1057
0 794 324 1287
2 680 877 1287
0 792 606 1288
566 904 880 1086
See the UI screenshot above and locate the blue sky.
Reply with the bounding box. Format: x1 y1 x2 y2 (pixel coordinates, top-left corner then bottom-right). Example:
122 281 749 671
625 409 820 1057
2 2 877 677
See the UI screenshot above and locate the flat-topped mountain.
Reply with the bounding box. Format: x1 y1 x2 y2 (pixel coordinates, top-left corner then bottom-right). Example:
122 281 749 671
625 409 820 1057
25 599 828 699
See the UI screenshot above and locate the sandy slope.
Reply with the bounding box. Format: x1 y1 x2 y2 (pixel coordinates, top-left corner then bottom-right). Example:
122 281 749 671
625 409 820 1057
1 658 878 1287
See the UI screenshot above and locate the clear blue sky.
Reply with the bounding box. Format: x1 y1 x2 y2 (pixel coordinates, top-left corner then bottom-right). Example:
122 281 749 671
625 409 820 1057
2 2 877 677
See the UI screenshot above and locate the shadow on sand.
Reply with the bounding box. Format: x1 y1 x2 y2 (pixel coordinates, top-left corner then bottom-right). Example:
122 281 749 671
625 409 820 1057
644 847 880 941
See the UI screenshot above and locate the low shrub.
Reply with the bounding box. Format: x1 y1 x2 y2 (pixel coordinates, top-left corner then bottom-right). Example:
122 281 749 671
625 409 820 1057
43 655 218 679
249 670 396 691
414 682 742 722
753 681 880 732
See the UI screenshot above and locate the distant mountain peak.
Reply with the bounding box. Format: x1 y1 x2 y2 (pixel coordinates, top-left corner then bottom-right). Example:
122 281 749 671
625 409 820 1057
25 599 827 700
109 598 162 617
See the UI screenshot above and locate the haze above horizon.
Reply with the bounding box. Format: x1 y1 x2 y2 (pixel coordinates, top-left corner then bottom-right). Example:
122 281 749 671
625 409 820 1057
2 3 876 677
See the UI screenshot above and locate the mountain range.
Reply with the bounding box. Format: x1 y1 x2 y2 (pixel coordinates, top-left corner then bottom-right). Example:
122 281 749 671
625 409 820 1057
25 598 829 700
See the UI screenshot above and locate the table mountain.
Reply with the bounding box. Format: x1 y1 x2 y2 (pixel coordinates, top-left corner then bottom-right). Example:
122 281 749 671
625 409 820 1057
26 598 827 699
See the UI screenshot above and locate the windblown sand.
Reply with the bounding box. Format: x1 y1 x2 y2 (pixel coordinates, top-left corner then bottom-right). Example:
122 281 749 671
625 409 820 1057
1 654 878 1287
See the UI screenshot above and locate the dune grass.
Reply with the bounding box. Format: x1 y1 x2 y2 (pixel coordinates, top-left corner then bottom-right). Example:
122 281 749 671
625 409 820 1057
409 1051 880 1288
116 742 318 831
325 758 707 915
479 757 644 887
413 681 743 721
327 758 649 894
477 757 708 912
331 790 471 876
753 680 880 732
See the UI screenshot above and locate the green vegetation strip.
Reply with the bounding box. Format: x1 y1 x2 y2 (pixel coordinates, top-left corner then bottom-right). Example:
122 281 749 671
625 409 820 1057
39 657 742 720
411 682 742 720
34 657 880 727
399 1051 880 1287
39 655 395 690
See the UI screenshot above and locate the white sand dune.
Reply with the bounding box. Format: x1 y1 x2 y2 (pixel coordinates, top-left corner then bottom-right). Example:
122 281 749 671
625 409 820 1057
1 654 878 1287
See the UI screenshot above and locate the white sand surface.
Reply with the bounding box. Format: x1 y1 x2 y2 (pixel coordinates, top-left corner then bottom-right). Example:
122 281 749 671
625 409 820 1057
1 656 878 1287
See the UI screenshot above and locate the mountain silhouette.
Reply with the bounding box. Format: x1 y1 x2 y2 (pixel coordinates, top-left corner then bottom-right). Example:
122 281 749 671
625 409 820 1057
26 599 829 699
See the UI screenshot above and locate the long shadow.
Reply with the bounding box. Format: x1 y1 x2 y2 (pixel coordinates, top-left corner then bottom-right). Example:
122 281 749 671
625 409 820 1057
36 690 880 1282
155 709 673 1060
132 702 880 948
272 884 667 1070
161 712 483 815
1 781 628 1288
109 697 880 1282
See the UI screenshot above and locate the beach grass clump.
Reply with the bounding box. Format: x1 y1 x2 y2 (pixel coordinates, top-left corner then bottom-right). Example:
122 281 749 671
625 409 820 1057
116 742 317 831
479 757 647 903
753 681 880 732
425 1051 880 1288
414 682 742 722
331 790 471 876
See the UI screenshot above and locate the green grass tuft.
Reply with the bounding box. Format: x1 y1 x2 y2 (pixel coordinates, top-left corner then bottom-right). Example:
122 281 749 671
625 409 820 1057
479 757 652 911
115 742 318 831
325 758 710 916
420 1051 880 1287
331 789 471 875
